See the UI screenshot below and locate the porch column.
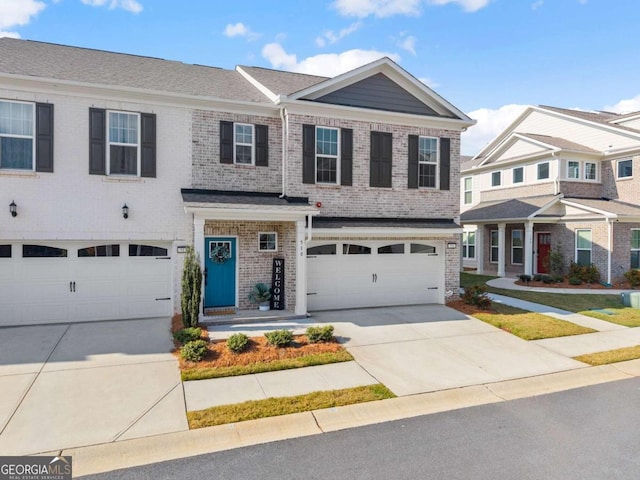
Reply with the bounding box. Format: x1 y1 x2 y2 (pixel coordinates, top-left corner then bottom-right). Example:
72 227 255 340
295 219 307 316
524 221 534 277
475 226 484 274
194 217 205 321
497 223 506 277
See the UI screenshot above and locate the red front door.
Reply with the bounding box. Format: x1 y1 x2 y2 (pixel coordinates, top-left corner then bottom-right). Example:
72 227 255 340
536 233 551 274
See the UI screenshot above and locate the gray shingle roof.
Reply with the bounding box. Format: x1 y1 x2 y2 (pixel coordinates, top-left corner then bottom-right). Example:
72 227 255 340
237 66 327 96
538 105 640 134
517 133 600 154
461 195 559 222
563 198 640 217
0 38 269 103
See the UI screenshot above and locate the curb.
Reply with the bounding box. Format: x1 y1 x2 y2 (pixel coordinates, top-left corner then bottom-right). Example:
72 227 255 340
64 359 640 477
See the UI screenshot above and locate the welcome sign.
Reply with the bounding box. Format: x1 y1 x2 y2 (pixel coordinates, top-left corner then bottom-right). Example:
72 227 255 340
271 258 285 310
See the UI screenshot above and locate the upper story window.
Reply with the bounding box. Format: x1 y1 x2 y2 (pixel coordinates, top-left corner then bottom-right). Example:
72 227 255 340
220 121 268 167
617 159 633 179
567 160 597 181
491 171 501 187
463 177 472 204
537 162 550 180
90 108 156 177
418 136 438 188
585 162 597 180
316 127 339 184
512 167 524 184
108 111 139 175
234 123 254 165
0 101 52 172
568 161 580 179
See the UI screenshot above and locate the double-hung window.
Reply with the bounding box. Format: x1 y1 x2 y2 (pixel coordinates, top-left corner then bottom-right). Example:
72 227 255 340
575 229 592 265
462 231 475 259
0 100 35 170
316 126 339 184
631 230 640 269
234 123 254 165
490 230 499 263
618 159 632 178
108 111 139 175
418 136 438 188
511 230 523 265
463 177 473 204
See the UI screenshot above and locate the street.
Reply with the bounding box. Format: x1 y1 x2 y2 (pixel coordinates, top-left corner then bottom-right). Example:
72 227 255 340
80 377 640 480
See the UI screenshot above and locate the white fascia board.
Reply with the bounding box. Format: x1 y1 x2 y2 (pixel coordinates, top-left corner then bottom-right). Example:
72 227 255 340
610 112 640 124
477 134 556 168
311 227 463 237
560 199 617 219
472 106 536 162
281 98 474 130
290 58 472 122
527 195 563 219
184 204 319 222
0 73 280 116
235 66 279 102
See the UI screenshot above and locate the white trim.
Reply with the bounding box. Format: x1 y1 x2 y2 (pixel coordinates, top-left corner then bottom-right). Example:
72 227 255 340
616 158 633 179
106 110 141 177
511 229 523 265
575 228 592 264
312 227 462 237
418 136 439 189
184 205 318 222
233 123 255 165
462 176 473 205
462 230 475 259
491 170 502 188
235 66 278 102
258 232 277 252
536 161 550 181
490 229 499 263
0 99 36 172
512 166 524 184
315 126 340 185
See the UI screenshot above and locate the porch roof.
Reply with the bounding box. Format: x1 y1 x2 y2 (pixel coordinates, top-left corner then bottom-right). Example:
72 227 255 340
312 217 458 229
182 189 311 206
461 195 559 223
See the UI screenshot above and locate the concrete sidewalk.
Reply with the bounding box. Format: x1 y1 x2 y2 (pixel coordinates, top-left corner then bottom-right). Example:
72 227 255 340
487 276 631 295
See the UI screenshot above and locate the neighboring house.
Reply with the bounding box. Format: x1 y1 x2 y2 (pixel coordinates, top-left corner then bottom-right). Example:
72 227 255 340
0 38 473 327
460 105 640 284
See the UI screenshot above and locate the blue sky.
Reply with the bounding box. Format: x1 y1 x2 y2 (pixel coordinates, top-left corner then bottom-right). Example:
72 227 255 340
3 0 640 154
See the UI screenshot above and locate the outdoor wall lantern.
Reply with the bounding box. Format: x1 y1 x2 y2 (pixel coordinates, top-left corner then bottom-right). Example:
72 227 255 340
9 201 17 218
122 203 129 219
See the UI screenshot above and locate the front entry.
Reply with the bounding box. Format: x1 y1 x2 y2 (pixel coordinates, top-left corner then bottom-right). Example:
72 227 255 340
204 237 236 308
536 232 551 274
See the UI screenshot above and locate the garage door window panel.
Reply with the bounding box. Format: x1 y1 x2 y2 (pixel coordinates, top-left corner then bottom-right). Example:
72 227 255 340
23 245 68 257
410 243 436 254
0 245 11 258
343 244 371 255
78 244 120 257
307 244 336 256
378 244 405 254
129 244 169 257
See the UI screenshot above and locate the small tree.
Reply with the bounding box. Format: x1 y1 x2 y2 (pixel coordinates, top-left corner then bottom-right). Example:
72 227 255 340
547 244 566 276
181 246 202 328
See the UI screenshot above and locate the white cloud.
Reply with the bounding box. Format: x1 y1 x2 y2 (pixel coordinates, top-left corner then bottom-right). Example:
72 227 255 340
531 0 543 10
605 94 640 114
262 42 400 77
80 0 143 14
398 34 416 55
0 0 45 37
333 0 489 17
224 22 260 40
461 104 528 156
316 21 362 47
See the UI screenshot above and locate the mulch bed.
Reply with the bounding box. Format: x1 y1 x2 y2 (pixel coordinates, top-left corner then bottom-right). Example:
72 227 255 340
447 299 494 316
514 279 638 290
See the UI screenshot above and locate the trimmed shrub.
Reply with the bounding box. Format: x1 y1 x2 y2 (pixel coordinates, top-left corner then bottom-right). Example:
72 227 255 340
569 277 582 285
462 285 492 309
540 275 554 284
181 339 208 362
181 246 202 328
623 269 640 288
551 275 564 283
533 274 545 282
227 333 249 353
173 327 202 344
264 329 293 348
518 274 532 284
306 325 334 343
569 262 601 284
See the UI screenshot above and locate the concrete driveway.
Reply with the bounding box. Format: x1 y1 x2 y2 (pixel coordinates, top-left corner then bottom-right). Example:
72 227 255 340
0 318 187 455
312 305 586 396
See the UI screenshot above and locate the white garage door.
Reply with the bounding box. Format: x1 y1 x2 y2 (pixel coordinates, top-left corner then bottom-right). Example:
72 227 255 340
0 242 172 326
307 240 444 311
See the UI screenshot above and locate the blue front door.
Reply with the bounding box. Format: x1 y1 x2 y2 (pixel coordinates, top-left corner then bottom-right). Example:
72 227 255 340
204 237 236 308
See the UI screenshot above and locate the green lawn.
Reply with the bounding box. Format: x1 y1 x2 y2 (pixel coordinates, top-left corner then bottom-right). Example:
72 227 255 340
187 384 396 429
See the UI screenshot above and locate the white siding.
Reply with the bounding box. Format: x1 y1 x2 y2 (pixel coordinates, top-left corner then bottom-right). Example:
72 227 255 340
492 138 547 162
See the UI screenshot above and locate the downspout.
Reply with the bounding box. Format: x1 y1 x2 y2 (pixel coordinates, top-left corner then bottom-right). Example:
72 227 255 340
307 214 312 243
279 107 288 198
607 218 613 285
552 151 560 195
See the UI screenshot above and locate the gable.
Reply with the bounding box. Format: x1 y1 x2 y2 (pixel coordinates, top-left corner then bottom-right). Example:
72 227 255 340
489 137 550 164
313 73 440 116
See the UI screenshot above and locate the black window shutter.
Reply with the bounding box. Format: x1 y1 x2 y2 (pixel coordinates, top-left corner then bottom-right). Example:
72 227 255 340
89 108 106 175
140 113 156 178
220 121 234 164
340 128 353 186
35 103 54 173
440 137 451 191
302 124 315 184
408 134 419 189
370 131 392 187
255 124 269 167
